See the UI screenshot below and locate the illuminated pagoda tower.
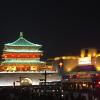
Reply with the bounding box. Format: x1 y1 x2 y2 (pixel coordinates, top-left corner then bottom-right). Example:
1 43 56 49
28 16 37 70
1 32 44 72
0 32 59 86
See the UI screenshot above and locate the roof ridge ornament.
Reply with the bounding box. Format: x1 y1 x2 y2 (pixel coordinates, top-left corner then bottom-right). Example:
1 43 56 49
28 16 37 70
20 32 23 38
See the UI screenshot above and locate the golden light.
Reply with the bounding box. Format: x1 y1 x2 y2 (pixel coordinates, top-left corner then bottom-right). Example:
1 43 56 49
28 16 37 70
96 54 100 57
54 57 60 60
62 56 67 59
59 62 63 67
67 68 71 72
93 53 96 57
96 67 100 71
78 57 91 65
81 49 85 57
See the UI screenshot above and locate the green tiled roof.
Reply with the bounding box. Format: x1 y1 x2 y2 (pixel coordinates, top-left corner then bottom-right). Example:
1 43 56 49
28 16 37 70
5 34 41 47
2 59 45 64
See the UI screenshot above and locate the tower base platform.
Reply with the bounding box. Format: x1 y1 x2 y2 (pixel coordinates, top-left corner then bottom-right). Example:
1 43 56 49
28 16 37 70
0 71 60 86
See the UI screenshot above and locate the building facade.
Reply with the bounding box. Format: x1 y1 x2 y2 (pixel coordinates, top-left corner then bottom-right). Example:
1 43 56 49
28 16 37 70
1 32 44 72
48 48 100 73
0 32 60 86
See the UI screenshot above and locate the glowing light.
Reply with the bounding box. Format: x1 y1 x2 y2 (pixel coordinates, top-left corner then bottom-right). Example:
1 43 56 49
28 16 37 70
59 62 63 67
3 53 41 58
81 49 85 57
6 66 16 71
67 68 71 72
52 90 55 92
78 57 91 65
54 57 60 60
2 59 44 64
31 66 38 71
98 81 100 85
21 78 32 85
61 94 64 98
62 56 66 59
82 83 87 87
4 49 42 52
96 67 100 71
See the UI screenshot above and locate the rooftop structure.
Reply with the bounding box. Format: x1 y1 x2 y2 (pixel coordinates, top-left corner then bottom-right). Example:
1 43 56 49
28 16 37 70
1 32 44 71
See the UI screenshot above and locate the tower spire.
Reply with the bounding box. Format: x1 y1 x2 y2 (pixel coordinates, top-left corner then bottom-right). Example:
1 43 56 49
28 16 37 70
20 32 23 38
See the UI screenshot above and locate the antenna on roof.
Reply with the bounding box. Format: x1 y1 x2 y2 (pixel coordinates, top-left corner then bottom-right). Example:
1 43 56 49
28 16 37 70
20 32 23 37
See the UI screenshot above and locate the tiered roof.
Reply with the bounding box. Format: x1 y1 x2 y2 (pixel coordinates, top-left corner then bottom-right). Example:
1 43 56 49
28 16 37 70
2 32 44 65
5 32 41 47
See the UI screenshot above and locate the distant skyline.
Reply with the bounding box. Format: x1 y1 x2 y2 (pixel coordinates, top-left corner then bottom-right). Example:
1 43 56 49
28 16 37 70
0 1 99 59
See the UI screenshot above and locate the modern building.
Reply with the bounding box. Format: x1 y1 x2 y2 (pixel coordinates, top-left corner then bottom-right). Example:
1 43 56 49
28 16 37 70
0 32 60 86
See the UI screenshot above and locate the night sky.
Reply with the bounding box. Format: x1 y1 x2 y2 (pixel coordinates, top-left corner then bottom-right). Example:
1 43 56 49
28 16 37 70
0 1 99 60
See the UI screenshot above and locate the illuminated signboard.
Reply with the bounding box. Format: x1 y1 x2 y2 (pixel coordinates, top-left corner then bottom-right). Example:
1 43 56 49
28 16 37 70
78 57 91 65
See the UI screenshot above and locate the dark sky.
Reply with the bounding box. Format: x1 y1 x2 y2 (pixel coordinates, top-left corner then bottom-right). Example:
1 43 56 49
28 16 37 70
0 0 99 59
